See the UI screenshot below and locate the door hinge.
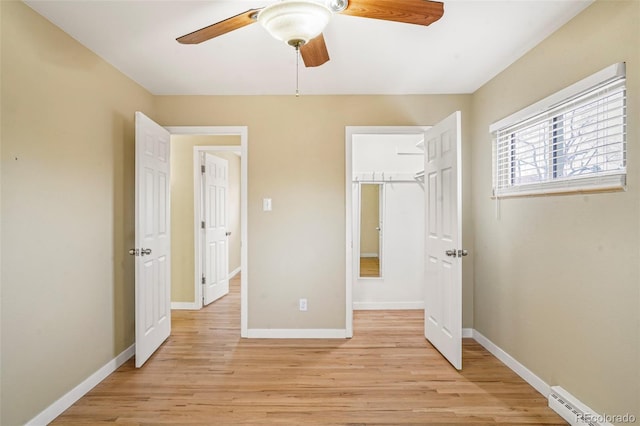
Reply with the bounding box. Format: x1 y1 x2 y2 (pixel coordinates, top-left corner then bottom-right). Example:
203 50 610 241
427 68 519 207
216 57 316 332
202 275 206 284
201 221 205 229
201 165 205 173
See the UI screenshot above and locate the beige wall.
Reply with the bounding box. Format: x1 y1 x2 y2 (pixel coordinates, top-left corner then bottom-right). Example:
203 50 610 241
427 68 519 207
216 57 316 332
359 184 380 256
0 2 155 424
154 95 474 329
170 135 241 303
470 0 639 419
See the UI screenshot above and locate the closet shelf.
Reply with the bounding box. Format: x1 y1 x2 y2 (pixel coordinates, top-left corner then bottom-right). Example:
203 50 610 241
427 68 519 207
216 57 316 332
353 171 424 183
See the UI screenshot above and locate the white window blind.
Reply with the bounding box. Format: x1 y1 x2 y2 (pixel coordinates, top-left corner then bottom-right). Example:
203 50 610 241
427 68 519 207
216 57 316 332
491 63 626 197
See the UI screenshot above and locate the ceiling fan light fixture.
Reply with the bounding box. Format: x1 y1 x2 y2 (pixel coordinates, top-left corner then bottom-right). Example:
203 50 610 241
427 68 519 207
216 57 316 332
258 1 332 47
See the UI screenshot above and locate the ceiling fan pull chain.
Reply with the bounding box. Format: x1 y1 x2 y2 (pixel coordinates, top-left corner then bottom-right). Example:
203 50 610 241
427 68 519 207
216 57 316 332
295 44 300 97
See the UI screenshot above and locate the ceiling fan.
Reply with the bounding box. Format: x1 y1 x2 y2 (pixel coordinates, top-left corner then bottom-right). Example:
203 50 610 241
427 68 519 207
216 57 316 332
176 0 444 68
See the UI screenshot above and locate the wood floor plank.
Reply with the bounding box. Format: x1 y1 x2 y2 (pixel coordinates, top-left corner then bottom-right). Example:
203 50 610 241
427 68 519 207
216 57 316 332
360 257 380 277
52 275 565 424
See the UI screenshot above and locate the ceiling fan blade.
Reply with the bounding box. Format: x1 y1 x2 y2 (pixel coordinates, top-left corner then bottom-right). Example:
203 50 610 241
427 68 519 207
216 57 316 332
340 0 444 26
301 34 330 67
176 8 261 44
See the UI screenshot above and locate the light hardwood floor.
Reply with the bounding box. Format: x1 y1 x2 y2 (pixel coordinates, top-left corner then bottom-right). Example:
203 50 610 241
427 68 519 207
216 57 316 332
52 275 565 424
360 257 380 277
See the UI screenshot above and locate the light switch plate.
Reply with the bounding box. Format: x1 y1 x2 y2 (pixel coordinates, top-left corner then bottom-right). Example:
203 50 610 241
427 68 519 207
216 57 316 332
263 198 272 211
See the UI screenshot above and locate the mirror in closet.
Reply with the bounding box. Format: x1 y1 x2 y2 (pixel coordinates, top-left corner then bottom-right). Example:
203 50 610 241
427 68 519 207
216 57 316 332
359 183 383 278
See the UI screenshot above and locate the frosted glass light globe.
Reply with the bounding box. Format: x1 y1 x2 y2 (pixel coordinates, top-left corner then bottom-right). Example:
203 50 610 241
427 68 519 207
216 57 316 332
258 1 332 47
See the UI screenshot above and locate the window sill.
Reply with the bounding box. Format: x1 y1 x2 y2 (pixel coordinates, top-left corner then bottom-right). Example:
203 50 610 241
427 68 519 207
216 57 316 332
492 174 626 199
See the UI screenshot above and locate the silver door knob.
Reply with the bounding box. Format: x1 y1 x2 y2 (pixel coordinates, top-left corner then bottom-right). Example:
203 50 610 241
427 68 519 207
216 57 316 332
445 250 457 257
457 249 469 257
128 248 139 256
376 227 381 231
141 248 152 256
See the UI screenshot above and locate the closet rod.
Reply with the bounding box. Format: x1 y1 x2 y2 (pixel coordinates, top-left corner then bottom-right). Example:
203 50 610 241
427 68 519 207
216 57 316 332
353 171 424 183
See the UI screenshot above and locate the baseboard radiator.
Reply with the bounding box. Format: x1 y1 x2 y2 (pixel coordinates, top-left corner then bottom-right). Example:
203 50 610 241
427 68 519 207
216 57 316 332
548 386 613 426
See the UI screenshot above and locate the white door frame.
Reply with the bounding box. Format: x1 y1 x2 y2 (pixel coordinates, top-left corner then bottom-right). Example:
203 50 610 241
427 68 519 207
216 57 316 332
345 126 430 338
194 146 238 308
166 126 248 337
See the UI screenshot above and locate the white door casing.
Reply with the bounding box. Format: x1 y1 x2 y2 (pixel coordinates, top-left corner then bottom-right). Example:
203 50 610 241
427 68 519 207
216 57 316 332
134 112 171 368
424 111 463 370
377 184 384 277
202 153 230 306
345 126 432 337
169 127 247 337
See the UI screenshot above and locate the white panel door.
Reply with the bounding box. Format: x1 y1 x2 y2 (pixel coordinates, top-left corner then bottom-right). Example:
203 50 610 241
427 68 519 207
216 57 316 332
203 153 229 306
134 112 171 368
424 111 463 370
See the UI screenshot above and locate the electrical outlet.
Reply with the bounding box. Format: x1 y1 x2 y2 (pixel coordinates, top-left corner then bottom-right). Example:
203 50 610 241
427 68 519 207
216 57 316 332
299 298 307 312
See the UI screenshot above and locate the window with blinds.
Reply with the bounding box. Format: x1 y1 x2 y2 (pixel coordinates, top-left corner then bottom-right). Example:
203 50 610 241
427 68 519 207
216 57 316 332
491 63 626 197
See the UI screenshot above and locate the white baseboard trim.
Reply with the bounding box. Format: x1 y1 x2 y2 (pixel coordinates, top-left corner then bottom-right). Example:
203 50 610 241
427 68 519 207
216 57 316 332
354 301 423 310
470 330 608 423
246 329 348 339
171 301 200 310
228 266 241 279
26 344 135 426
359 253 379 258
471 329 550 397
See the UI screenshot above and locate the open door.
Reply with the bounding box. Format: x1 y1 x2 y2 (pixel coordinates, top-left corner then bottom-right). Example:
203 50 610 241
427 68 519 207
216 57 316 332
133 112 171 368
424 111 464 370
202 153 230 306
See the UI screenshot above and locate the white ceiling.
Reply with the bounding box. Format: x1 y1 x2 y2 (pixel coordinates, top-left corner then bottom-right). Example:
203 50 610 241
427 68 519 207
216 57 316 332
24 0 593 96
